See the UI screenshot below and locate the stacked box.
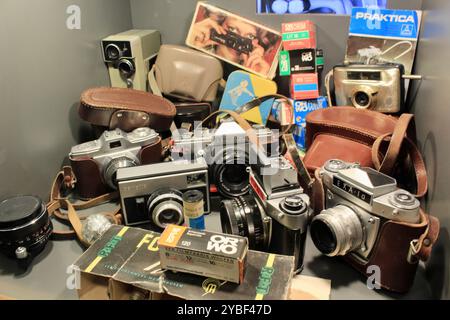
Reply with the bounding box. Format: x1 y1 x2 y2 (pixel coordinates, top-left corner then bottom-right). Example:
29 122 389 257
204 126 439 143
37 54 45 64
281 21 316 51
290 73 319 100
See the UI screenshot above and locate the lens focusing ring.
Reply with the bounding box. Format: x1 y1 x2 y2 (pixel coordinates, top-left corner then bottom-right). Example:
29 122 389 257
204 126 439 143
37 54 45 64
310 205 364 257
147 189 184 229
220 196 268 250
118 59 135 78
0 196 53 259
104 156 138 190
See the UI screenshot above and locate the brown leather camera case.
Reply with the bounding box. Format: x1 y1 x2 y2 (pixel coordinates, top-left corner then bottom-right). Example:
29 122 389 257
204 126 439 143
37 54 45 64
70 139 162 199
79 87 176 132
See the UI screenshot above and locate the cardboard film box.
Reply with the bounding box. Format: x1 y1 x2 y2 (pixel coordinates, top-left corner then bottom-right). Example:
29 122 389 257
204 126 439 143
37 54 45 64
290 73 319 100
158 225 248 284
282 20 317 51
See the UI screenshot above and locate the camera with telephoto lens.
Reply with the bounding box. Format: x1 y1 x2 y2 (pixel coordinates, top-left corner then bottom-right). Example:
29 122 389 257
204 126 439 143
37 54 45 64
310 159 424 291
333 63 405 113
220 152 311 273
116 158 210 228
69 127 162 199
171 121 278 198
210 29 253 55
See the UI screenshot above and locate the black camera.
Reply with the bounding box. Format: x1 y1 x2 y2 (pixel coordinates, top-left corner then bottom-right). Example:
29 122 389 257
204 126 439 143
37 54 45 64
220 155 311 272
210 29 254 54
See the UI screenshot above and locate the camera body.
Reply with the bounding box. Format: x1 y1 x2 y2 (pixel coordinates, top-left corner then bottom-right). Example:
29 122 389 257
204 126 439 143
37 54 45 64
172 121 277 198
220 154 311 273
333 63 405 113
102 29 161 91
310 159 423 291
210 29 253 54
69 128 162 199
116 158 210 228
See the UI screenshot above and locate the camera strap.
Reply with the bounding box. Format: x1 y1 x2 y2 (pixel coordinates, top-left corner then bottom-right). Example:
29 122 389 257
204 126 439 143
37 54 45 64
47 166 122 247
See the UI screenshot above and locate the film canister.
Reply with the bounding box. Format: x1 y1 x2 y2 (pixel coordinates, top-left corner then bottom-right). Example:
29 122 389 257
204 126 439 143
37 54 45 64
182 190 205 230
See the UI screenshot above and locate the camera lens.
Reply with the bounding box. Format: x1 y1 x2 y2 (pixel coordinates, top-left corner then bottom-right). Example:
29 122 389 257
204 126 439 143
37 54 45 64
310 205 364 256
210 150 250 198
118 59 135 78
220 196 269 250
147 189 184 229
0 196 53 260
104 156 138 190
105 44 122 61
354 91 371 108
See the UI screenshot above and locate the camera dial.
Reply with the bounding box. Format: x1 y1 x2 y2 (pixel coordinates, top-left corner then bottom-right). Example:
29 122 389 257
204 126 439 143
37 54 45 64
324 159 349 173
280 196 307 215
389 190 420 210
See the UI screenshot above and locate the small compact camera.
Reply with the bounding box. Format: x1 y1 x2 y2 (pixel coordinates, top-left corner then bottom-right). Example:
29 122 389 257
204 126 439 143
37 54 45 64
220 154 311 272
69 127 162 199
116 158 210 228
171 121 277 198
333 63 405 113
210 29 253 54
102 29 161 91
310 159 422 290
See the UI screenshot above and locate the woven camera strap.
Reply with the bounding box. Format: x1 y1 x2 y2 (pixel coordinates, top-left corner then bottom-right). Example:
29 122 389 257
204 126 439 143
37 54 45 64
47 166 122 247
199 95 313 192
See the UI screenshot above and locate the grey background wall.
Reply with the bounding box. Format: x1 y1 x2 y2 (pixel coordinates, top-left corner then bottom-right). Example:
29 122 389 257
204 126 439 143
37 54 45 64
0 0 133 199
410 0 450 300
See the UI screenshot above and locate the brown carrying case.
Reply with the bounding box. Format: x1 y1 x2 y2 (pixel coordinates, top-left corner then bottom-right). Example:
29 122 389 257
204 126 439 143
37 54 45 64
79 87 176 132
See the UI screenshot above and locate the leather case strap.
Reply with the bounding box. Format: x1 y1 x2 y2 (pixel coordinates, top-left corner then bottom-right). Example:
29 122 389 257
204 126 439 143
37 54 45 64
47 166 121 247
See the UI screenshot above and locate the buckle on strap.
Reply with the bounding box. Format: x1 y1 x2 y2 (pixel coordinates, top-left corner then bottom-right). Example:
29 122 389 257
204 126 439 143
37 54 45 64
407 239 420 264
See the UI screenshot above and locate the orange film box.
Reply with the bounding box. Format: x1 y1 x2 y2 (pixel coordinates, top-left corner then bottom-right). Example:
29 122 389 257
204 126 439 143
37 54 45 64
158 225 248 284
290 73 319 100
282 20 317 50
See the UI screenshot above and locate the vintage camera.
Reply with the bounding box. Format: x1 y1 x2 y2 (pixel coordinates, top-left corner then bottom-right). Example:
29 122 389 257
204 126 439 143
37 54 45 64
116 158 210 227
102 29 161 91
310 159 423 291
69 127 162 199
333 63 405 113
220 154 311 272
210 29 253 54
171 121 277 198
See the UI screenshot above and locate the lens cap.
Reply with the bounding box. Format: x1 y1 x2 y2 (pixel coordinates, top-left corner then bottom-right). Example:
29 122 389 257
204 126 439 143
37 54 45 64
0 196 44 229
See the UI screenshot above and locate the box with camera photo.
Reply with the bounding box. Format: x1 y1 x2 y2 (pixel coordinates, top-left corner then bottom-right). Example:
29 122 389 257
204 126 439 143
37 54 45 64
158 225 248 284
72 225 153 300
186 2 282 79
110 228 294 300
116 158 210 228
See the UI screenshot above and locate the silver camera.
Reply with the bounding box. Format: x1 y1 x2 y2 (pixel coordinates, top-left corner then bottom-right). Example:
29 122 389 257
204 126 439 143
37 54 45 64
310 159 421 263
69 127 160 191
171 121 277 198
220 153 311 273
116 158 210 228
333 63 405 113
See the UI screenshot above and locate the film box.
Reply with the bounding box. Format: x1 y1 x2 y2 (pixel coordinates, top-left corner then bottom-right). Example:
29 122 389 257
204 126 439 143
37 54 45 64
72 225 152 300
290 73 319 100
158 225 248 284
282 20 317 51
279 48 324 76
292 97 328 150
